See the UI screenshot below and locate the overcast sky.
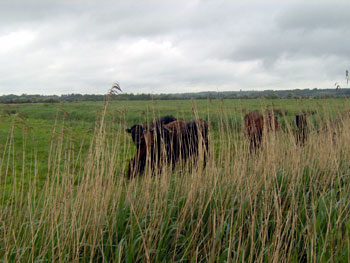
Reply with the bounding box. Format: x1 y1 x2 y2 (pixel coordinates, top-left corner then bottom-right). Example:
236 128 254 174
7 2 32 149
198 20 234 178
0 0 349 95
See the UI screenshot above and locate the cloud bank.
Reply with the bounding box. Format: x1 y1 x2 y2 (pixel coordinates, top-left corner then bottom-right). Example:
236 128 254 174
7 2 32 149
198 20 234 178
0 0 349 95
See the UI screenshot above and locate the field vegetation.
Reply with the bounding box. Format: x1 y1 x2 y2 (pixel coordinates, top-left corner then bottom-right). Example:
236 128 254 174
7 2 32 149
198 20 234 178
1 98 350 262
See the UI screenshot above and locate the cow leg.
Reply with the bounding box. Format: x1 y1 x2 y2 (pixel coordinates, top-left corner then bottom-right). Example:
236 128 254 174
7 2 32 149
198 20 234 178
250 133 262 153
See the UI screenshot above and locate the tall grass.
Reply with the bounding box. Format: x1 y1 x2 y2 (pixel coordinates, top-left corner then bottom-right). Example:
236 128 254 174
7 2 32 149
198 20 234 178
1 103 350 262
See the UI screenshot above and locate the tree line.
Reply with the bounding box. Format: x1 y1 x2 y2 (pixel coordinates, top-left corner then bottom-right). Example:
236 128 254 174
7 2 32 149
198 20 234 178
1 88 350 103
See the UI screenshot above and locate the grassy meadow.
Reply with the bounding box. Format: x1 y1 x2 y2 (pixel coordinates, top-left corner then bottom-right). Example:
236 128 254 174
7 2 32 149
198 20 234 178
1 98 350 262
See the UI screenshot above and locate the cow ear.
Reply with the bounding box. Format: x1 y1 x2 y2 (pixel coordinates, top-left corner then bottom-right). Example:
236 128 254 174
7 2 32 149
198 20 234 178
125 128 131 133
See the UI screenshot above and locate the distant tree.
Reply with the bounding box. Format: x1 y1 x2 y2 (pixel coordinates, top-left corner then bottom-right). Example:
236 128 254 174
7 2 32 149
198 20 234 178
266 93 279 99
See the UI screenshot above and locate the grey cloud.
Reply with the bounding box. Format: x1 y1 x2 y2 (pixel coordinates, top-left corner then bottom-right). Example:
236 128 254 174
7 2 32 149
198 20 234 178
0 1 349 95
229 2 350 68
232 28 350 64
278 2 350 31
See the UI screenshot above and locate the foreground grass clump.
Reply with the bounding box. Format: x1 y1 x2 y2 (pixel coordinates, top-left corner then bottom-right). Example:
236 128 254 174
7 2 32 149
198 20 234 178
1 102 350 262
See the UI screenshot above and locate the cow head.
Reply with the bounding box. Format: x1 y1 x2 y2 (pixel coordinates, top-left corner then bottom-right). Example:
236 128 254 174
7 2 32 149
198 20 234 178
126 124 144 146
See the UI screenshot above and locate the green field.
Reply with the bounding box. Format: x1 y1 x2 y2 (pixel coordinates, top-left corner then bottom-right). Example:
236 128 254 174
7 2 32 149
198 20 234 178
1 98 350 262
0 99 346 176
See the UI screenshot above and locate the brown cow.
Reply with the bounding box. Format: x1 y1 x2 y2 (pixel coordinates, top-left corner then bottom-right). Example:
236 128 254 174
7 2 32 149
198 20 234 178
163 120 187 133
244 110 279 152
244 111 264 152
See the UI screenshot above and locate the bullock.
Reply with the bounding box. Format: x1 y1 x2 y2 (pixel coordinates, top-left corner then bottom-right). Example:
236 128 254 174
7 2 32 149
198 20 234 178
164 119 209 167
125 115 177 147
126 129 164 179
150 120 188 169
127 118 209 177
126 115 176 178
296 114 307 145
244 111 279 152
244 111 264 152
136 119 208 172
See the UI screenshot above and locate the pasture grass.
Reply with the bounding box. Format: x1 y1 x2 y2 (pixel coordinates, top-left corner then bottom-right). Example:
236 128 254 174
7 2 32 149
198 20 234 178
1 98 350 262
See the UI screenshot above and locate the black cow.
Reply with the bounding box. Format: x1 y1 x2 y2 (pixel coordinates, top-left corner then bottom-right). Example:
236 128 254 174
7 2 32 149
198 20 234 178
127 118 209 178
165 119 209 167
126 116 176 178
296 114 307 145
125 115 177 147
127 120 184 178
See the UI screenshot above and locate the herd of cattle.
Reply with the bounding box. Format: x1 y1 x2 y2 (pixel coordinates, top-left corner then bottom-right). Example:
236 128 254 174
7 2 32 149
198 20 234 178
125 111 308 178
